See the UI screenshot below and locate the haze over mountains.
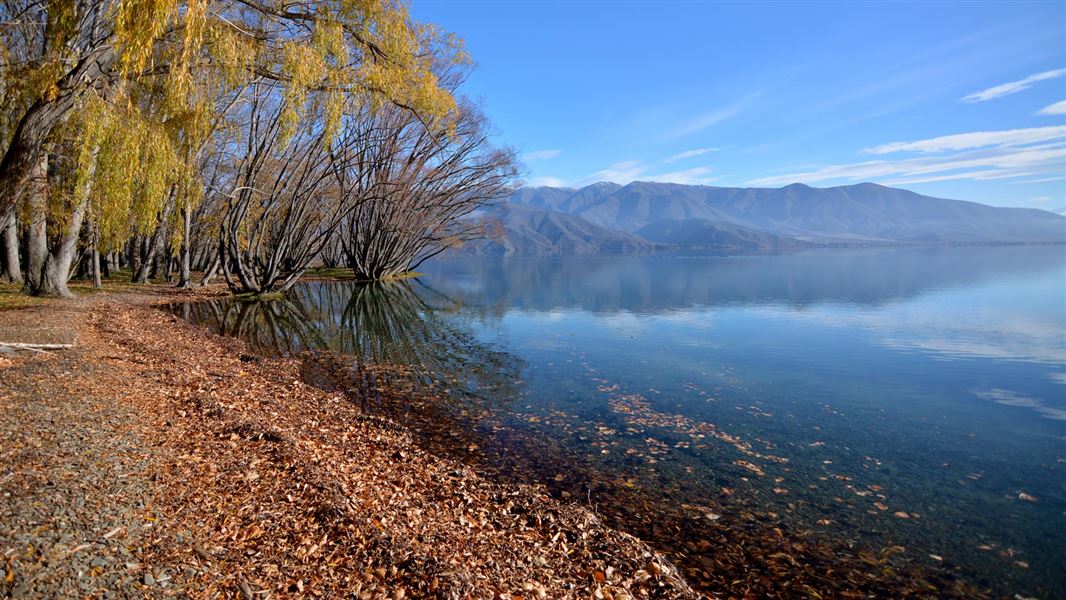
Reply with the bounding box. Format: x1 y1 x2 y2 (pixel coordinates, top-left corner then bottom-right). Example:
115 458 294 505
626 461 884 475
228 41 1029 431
468 181 1066 255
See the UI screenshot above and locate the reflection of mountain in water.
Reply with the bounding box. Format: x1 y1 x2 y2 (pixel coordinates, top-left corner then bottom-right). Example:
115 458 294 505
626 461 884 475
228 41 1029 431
420 245 1066 313
170 280 522 403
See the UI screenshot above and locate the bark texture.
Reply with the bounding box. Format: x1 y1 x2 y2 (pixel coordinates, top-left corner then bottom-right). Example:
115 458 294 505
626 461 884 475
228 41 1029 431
0 209 22 284
23 154 49 293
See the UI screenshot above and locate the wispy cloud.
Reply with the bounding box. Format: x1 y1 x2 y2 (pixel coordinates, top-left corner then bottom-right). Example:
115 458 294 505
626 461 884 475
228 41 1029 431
522 149 562 161
864 126 1066 154
747 126 1066 187
641 167 717 185
1037 100 1066 115
667 94 758 139
961 68 1066 103
573 161 716 187
1011 175 1066 184
664 148 720 163
579 160 646 185
524 176 568 188
881 166 1055 187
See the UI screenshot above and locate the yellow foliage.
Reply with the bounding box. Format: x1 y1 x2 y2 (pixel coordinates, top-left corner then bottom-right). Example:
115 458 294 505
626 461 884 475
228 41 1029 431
3 0 472 255
115 0 179 76
68 91 180 252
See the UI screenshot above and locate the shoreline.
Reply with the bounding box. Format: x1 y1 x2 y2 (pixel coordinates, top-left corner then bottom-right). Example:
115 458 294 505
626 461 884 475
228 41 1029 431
0 279 1031 599
1 286 695 598
164 277 1024 600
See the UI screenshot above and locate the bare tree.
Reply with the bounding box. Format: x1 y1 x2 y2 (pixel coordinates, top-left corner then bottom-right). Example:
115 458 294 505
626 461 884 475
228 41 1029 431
336 99 518 280
219 82 348 296
320 234 346 269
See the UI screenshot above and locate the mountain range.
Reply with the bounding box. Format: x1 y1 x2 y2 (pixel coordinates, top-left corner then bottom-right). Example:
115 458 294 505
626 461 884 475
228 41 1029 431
465 181 1065 255
472 203 655 255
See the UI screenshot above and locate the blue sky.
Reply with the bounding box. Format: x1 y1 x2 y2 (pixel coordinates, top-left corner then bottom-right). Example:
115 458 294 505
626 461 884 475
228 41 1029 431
410 1 1066 210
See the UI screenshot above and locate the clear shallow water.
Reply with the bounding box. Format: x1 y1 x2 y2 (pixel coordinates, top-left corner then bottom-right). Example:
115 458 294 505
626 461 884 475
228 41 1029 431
174 246 1066 597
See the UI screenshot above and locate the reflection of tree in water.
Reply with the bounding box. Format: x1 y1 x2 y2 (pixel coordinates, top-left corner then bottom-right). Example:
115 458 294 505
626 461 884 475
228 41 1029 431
170 280 523 446
170 293 326 356
315 280 522 410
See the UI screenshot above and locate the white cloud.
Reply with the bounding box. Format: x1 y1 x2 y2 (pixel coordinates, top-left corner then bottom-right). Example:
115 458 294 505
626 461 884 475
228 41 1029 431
641 167 717 185
1031 196 1052 203
880 168 1051 187
522 149 562 161
961 68 1066 103
865 126 1066 155
749 146 1066 187
573 161 717 187
524 176 567 188
748 126 1066 187
578 160 646 185
1037 100 1066 115
664 148 720 163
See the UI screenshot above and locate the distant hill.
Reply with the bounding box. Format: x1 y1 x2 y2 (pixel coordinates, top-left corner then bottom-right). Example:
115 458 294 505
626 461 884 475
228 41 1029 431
509 181 1066 245
464 203 656 256
635 218 808 249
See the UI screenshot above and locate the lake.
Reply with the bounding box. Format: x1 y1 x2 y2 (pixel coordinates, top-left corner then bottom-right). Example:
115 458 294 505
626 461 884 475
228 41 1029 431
171 245 1066 598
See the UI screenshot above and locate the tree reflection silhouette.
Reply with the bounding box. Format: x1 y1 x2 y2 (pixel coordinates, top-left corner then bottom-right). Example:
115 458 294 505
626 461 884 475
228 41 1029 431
171 279 523 422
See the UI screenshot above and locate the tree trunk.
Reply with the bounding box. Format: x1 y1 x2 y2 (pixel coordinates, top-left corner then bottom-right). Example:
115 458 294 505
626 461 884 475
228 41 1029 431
31 197 87 298
23 154 49 293
30 186 89 298
91 222 102 289
0 209 22 284
133 192 176 284
127 236 141 278
199 254 220 286
0 45 116 218
163 252 173 282
26 149 94 298
177 204 193 287
75 248 92 280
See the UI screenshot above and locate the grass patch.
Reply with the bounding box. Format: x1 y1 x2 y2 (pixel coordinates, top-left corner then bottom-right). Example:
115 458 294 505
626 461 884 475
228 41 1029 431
0 277 161 309
381 271 424 281
0 282 46 310
305 267 356 280
232 291 285 302
302 267 425 282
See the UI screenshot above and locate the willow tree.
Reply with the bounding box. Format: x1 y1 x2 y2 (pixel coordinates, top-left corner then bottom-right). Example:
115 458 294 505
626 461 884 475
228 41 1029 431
218 80 350 295
0 0 118 224
0 0 464 295
335 94 518 280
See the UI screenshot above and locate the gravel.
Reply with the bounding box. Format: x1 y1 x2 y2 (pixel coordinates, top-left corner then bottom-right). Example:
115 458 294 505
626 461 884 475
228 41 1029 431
0 299 175 598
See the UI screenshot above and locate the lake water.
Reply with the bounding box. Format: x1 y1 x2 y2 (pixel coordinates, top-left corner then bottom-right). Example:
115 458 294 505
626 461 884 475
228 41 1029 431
172 245 1066 598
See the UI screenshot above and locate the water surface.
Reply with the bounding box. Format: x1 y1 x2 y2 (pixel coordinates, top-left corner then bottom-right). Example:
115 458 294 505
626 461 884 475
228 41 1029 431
173 246 1066 597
